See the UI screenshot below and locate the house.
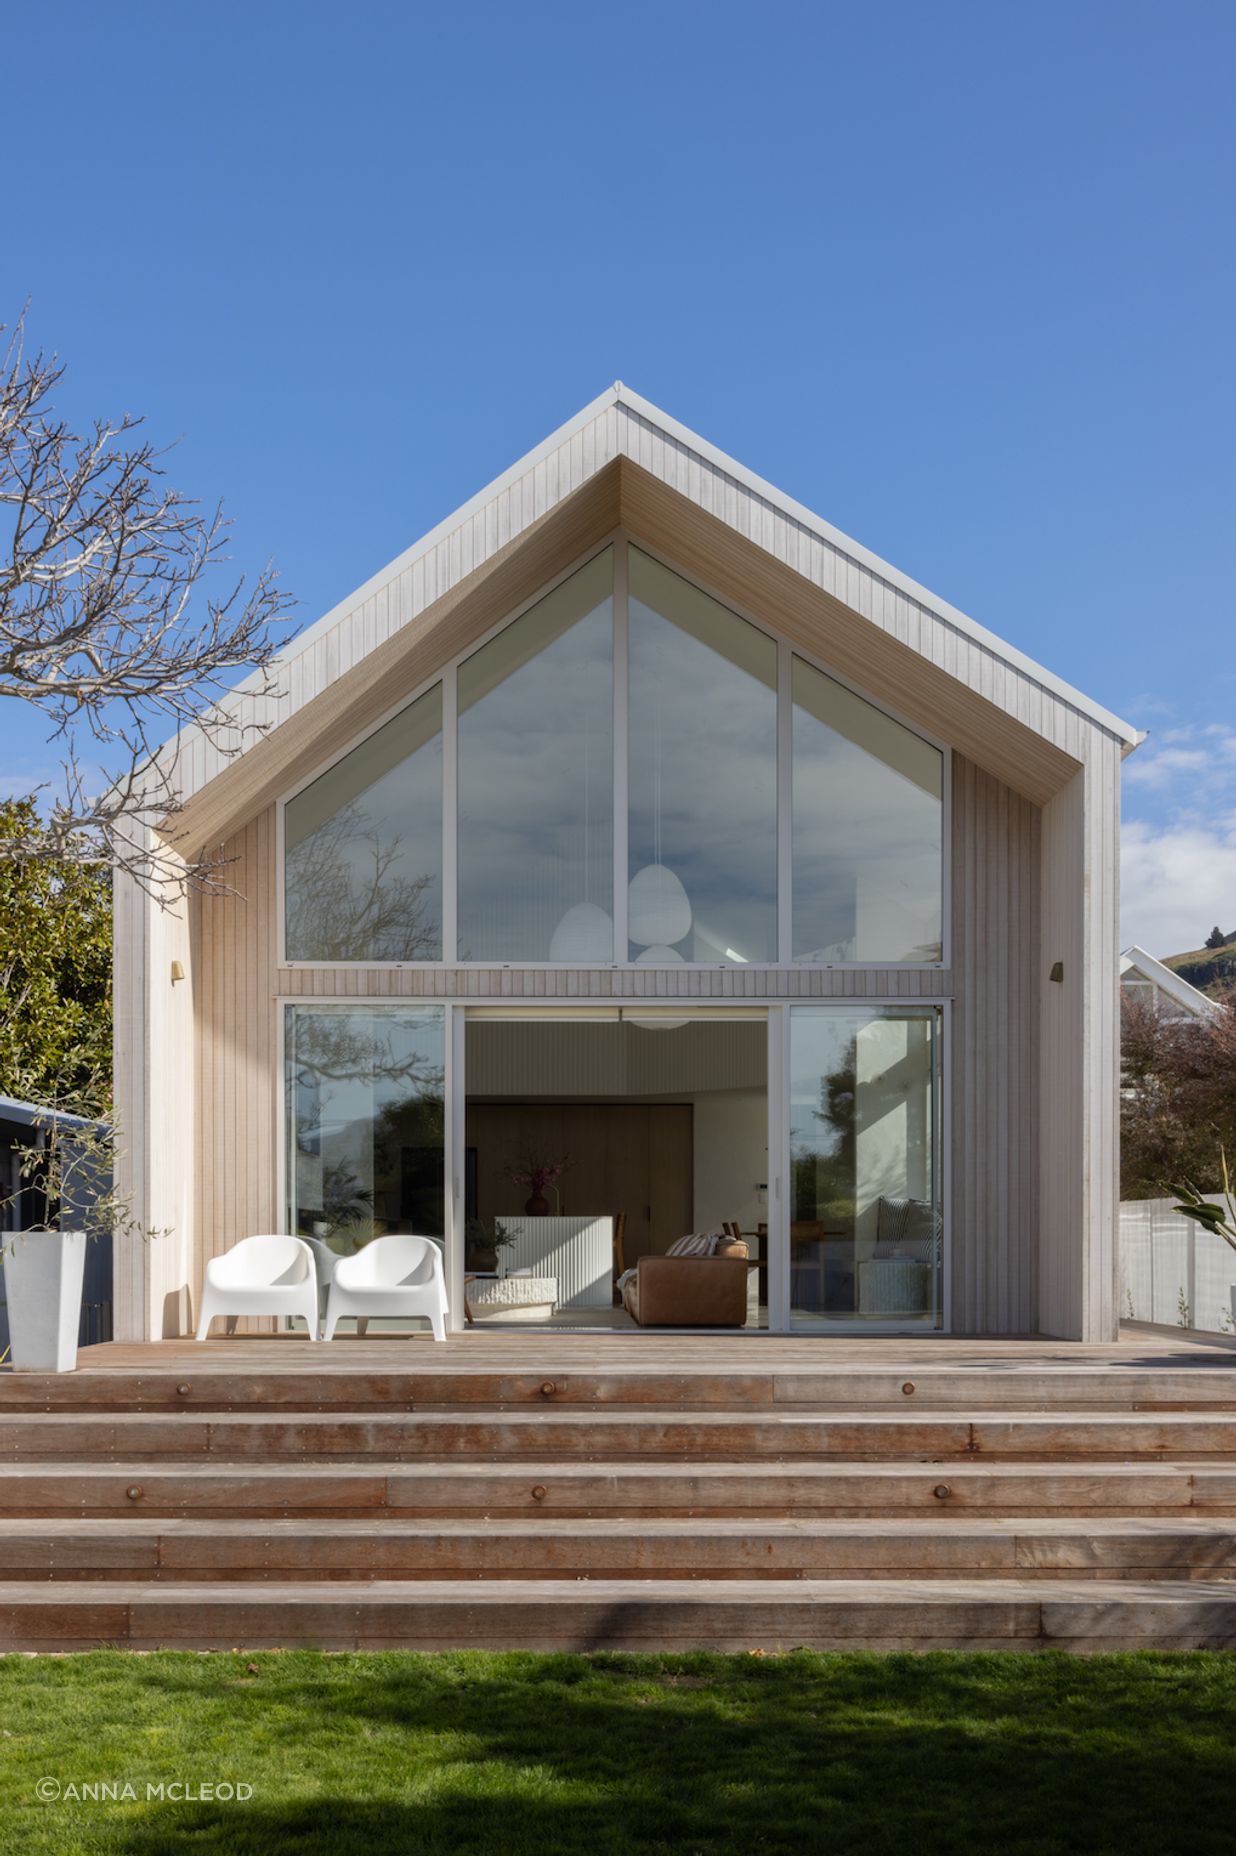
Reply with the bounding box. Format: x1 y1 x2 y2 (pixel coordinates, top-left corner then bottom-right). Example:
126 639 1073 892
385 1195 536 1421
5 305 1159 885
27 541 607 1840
111 385 1142 1344
1120 944 1223 1022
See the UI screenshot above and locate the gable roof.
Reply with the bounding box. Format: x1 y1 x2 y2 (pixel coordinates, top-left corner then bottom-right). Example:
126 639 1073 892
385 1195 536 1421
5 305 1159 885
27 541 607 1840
1120 945 1223 1019
161 384 1143 848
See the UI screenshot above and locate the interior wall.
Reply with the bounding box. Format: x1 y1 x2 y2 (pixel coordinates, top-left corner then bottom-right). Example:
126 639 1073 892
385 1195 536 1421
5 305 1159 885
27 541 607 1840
465 1100 693 1263
465 1020 767 1261
692 1088 767 1238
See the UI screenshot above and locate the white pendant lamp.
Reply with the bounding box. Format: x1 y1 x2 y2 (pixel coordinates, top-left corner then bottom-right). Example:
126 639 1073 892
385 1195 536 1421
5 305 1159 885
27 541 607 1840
627 863 691 948
634 943 685 964
549 901 614 963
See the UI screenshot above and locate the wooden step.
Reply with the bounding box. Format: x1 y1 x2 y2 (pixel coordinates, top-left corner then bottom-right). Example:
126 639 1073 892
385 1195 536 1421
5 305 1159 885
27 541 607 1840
2 1575 1236 1651
7 1360 1236 1413
0 1514 1233 1582
5 1457 1236 1518
8 1407 1236 1461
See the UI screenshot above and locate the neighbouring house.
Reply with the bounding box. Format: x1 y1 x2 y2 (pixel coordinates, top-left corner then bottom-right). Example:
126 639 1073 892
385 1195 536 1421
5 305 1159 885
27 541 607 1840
0 1096 112 1351
1120 944 1224 1022
111 385 1142 1343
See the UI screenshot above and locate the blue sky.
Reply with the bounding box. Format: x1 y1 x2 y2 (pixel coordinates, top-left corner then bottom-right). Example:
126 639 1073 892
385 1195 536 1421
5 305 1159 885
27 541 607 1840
3 0 1233 954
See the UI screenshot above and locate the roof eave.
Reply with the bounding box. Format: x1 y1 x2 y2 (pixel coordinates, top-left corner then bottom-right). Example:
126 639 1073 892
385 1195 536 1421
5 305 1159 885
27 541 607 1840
159 380 1143 790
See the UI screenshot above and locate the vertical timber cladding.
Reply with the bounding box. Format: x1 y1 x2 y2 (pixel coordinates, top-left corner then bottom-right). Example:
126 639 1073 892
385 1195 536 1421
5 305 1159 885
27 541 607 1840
950 756 1041 1336
187 755 1044 1340
191 810 279 1333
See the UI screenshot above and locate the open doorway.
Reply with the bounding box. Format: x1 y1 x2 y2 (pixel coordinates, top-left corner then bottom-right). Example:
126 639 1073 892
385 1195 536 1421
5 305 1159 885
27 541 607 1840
461 1011 769 1331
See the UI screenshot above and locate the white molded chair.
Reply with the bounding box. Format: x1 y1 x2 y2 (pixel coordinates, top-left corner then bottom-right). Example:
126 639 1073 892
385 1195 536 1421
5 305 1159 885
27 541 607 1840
302 1236 341 1328
322 1234 449 1342
195 1234 319 1341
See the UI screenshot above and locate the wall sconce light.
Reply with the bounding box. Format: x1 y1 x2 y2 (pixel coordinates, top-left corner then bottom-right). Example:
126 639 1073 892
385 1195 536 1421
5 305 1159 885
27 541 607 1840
170 961 185 984
1049 961 1064 983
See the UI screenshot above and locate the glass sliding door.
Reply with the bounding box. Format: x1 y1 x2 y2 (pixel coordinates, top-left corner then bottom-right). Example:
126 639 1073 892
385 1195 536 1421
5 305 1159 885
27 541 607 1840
284 1006 446 1262
787 1005 942 1328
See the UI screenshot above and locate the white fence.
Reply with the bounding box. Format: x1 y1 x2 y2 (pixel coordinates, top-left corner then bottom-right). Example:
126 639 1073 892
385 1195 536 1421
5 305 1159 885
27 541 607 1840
1120 1197 1235 1334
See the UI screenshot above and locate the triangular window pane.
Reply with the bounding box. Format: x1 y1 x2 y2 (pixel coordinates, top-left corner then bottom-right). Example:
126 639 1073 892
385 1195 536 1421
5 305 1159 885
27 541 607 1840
792 657 943 962
284 684 443 961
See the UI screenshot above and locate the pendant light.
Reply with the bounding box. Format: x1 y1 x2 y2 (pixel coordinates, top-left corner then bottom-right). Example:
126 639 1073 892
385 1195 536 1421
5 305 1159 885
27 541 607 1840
549 900 614 962
634 941 685 965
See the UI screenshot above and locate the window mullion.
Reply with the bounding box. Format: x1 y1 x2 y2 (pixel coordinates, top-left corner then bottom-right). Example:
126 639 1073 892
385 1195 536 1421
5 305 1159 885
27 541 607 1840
612 536 629 964
777 638 793 965
442 665 458 964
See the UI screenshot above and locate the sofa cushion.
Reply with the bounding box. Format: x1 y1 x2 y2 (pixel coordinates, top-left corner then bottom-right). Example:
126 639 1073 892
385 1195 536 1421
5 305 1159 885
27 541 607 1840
665 1230 725 1258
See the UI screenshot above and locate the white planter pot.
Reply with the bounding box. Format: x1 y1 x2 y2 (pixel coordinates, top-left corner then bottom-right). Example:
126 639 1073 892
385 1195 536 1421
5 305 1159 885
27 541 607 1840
3 1230 87 1372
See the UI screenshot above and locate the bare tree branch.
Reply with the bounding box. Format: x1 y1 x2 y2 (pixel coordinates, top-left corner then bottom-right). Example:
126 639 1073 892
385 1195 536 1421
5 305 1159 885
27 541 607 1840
0 309 295 890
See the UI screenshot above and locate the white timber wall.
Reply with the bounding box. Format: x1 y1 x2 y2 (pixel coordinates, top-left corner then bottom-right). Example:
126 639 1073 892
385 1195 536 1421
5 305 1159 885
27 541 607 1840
112 837 195 1341
1038 745 1122 1341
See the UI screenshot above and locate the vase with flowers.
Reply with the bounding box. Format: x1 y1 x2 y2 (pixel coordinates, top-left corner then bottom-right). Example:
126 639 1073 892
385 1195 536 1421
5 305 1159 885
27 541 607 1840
505 1153 571 1217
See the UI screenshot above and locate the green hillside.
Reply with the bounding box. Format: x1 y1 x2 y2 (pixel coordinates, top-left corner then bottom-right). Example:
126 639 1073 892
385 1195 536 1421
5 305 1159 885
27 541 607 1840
1164 931 1236 998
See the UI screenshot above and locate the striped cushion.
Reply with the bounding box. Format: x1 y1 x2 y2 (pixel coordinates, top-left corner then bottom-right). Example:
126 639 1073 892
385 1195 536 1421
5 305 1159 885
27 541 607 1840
875 1198 912 1252
874 1197 940 1263
900 1200 941 1265
666 1231 724 1258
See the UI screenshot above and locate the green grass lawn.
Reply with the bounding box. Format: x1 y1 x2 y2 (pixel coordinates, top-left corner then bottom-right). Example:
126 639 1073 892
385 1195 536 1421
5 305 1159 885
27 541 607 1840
0 1649 1234 1855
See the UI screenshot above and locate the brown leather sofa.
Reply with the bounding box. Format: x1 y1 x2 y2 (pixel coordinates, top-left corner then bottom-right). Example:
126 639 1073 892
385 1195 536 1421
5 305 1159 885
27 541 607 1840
621 1253 749 1328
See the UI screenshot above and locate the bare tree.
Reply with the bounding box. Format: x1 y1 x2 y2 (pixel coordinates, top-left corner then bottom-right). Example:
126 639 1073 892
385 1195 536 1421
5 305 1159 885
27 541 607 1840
0 310 293 889
1121 986 1236 1197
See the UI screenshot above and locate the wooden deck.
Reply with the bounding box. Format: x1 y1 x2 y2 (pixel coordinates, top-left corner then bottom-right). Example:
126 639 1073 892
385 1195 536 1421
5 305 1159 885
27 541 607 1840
62 1323 1236 1377
1 1325 1235 1652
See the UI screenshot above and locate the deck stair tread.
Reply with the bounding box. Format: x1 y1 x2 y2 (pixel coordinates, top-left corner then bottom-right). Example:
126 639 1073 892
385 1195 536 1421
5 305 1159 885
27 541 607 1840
4 1577 1236 1652
3 1513 1232 1537
5 1408 1236 1462
0 1514 1232 1581
5 1456 1235 1477
4 1576 1236 1602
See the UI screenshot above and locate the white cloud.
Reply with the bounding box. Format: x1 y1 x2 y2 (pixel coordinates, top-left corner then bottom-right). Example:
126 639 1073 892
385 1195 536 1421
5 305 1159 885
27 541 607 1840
1121 817 1236 956
1120 720 1236 952
1125 727 1236 790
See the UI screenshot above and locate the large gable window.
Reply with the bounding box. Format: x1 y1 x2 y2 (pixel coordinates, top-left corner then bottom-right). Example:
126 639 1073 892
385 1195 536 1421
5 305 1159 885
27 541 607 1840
281 540 946 967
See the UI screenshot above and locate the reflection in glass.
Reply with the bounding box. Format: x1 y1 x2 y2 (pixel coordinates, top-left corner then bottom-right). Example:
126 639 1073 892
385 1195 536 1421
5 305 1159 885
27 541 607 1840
788 1006 940 1327
285 1007 445 1259
458 551 613 961
284 685 443 961
628 549 777 964
792 658 943 962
